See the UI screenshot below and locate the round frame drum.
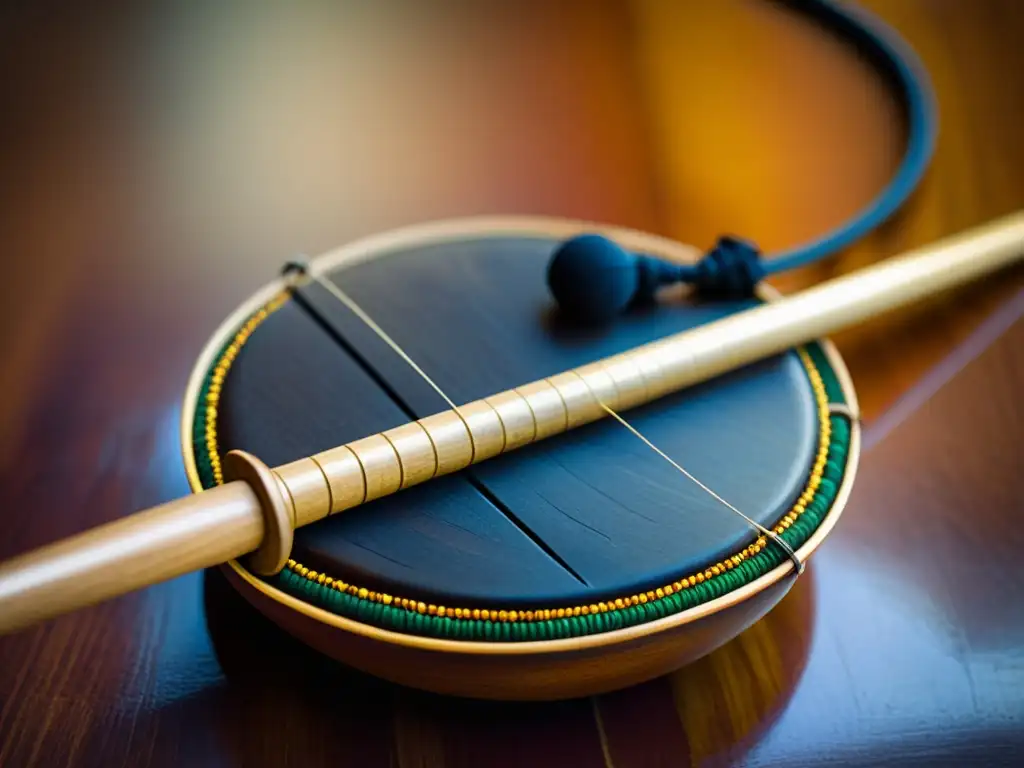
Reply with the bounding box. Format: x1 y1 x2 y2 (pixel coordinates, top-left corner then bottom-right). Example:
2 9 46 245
180 217 861 700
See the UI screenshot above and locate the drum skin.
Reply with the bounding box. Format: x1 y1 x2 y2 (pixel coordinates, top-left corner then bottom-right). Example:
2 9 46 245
180 217 861 699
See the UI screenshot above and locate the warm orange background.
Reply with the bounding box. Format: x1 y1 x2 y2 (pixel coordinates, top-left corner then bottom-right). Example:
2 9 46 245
0 2 1022 766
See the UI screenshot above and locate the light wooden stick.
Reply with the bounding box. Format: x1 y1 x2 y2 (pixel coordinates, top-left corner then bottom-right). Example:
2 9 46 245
1 212 1022 634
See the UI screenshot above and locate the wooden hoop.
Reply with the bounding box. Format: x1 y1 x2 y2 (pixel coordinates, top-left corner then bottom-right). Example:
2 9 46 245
179 216 861 698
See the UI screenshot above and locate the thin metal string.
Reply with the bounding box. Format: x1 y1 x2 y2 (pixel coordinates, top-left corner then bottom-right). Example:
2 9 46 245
594 399 803 575
307 269 461 413
293 261 803 576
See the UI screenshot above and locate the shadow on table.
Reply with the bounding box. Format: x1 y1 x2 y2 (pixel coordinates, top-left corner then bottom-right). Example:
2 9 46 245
200 562 817 767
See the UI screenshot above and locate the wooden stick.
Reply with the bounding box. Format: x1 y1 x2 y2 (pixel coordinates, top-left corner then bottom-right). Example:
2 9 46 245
1 211 1021 634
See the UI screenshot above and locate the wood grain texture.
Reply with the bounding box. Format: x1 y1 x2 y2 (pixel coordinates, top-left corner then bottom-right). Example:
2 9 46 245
1 1 1022 766
0 481 265 635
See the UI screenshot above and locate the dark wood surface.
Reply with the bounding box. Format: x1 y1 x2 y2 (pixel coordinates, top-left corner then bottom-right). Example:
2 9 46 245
220 240 820 606
1 1 1022 766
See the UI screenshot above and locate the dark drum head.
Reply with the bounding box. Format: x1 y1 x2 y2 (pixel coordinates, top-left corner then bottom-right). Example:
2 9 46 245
185 221 855 645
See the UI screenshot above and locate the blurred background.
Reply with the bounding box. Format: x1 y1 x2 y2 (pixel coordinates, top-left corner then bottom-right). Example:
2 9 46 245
1 0 1020 447
1 2 1022 766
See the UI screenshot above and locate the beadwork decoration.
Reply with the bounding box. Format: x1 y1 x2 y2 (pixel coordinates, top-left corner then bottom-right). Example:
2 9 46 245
193 293 851 642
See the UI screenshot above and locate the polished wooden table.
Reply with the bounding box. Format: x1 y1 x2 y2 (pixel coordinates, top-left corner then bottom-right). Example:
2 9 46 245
1 2 1022 766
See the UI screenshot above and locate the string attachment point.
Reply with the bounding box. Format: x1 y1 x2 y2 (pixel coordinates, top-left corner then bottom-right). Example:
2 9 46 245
282 257 311 287
765 531 804 576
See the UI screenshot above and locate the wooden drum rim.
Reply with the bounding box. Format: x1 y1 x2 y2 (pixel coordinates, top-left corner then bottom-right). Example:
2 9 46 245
179 215 862 657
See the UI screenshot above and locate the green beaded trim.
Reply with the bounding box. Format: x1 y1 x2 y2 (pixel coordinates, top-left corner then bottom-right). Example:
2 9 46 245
804 342 847 404
191 295 852 642
193 339 231 487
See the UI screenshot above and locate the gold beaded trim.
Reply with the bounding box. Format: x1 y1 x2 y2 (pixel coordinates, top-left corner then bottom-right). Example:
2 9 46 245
203 291 291 485
204 295 831 624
